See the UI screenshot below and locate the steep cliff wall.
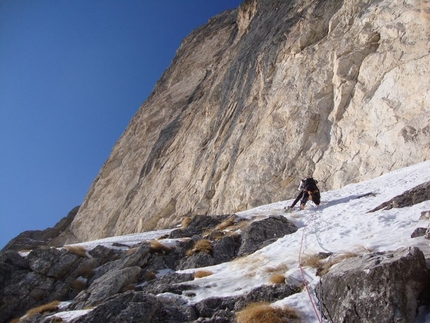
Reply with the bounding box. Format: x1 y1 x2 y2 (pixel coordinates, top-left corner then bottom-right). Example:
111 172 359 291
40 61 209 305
68 0 430 242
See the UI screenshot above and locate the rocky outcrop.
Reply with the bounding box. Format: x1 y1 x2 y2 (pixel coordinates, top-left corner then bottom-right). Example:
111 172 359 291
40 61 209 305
317 247 430 323
1 206 80 253
238 215 297 256
369 181 430 212
0 247 90 323
66 0 430 243
0 215 298 323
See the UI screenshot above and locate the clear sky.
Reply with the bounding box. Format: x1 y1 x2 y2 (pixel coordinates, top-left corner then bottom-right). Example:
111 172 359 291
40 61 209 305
0 0 243 249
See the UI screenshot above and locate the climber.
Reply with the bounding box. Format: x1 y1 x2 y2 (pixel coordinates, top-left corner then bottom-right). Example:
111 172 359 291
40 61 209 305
288 177 320 210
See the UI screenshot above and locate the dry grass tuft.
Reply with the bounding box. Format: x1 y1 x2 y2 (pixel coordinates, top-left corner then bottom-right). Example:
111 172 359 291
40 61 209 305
352 245 374 253
301 248 373 276
25 300 60 317
63 245 88 258
236 302 301 323
264 263 288 273
181 216 192 228
148 240 171 254
9 318 20 323
268 273 285 285
215 217 236 231
194 270 213 279
75 265 95 279
126 247 138 255
144 271 156 281
186 239 212 256
120 283 136 292
69 279 87 291
300 254 323 269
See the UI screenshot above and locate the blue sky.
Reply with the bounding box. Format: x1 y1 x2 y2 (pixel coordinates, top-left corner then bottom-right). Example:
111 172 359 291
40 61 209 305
0 0 242 249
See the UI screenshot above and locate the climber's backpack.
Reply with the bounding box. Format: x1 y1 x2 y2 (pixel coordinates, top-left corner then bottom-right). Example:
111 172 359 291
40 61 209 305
299 177 318 191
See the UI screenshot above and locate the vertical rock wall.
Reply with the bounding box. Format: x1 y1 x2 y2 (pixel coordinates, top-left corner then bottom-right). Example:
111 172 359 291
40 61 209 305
68 0 430 243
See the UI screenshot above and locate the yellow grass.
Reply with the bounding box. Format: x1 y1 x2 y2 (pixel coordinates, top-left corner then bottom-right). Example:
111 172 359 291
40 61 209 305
25 300 60 317
194 270 213 278
186 239 212 256
301 247 373 276
215 217 236 231
181 216 192 228
300 254 323 268
268 273 285 285
63 245 88 258
144 271 156 281
264 263 288 273
149 240 171 254
236 302 302 323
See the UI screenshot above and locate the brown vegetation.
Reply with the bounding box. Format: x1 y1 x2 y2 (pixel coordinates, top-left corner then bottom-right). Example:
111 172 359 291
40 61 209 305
301 246 374 276
25 300 60 317
126 247 138 255
268 273 286 285
148 240 171 254
75 265 95 279
69 279 87 291
264 263 288 273
181 216 192 228
194 270 213 278
215 217 236 231
144 271 156 281
63 245 88 258
236 302 301 323
186 239 212 256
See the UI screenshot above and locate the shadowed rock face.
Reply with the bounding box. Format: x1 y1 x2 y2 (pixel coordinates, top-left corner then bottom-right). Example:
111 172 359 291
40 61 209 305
67 0 430 243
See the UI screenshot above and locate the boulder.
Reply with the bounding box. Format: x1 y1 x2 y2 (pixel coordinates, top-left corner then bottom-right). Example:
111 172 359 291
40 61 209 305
369 181 430 212
238 216 297 256
212 234 240 264
177 252 215 270
137 272 195 295
411 227 427 238
72 291 194 323
169 215 233 239
72 266 142 309
317 247 429 323
233 284 302 311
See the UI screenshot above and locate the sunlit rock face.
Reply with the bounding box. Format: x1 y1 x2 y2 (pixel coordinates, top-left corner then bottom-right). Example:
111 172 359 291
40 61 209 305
68 0 430 243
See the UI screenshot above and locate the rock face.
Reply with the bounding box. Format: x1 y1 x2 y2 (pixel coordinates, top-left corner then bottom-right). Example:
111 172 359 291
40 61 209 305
67 0 430 243
317 247 429 323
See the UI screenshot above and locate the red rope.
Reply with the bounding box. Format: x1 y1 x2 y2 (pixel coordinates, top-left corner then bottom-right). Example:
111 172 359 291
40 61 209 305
297 216 322 323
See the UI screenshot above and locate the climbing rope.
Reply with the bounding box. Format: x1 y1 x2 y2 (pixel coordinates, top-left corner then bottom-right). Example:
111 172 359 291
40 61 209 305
297 210 323 323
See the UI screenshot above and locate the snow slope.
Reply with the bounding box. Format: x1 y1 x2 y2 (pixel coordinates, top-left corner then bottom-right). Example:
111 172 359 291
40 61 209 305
56 160 430 322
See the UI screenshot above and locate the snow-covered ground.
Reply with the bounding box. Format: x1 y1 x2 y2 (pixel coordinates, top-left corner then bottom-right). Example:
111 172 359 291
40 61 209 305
55 160 430 322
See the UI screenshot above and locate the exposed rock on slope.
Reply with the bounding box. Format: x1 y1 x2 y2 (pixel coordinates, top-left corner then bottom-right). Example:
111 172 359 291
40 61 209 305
1 206 79 253
0 215 300 323
69 0 430 243
317 247 429 323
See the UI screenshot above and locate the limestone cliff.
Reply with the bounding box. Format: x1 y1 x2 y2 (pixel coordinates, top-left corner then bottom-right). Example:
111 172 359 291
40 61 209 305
68 0 430 243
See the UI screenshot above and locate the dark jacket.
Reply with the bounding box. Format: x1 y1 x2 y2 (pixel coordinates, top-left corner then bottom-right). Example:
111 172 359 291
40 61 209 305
290 178 320 208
